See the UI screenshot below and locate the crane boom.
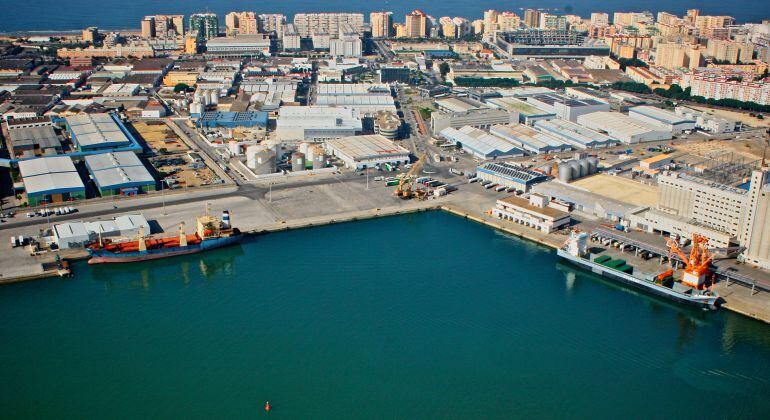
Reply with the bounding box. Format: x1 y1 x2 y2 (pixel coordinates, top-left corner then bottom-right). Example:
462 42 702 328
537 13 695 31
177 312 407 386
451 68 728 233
395 153 426 199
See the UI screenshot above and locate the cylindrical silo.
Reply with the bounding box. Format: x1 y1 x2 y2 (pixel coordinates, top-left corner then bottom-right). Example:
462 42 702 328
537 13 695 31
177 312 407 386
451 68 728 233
291 152 305 172
587 157 599 174
578 159 590 178
568 161 580 180
558 164 572 183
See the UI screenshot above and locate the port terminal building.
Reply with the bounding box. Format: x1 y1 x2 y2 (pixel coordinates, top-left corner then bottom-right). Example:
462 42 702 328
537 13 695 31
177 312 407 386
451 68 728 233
18 156 85 206
439 126 524 160
492 194 571 234
84 151 156 197
53 214 151 249
324 134 410 170
476 161 548 192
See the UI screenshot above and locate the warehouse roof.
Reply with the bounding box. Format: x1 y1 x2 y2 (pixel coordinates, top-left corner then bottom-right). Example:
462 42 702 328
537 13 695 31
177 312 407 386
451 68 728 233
478 161 548 183
578 112 664 137
490 124 572 153
530 94 605 108
316 83 390 95
277 106 362 130
85 151 154 189
8 126 61 150
533 119 616 148
326 134 409 160
18 156 84 195
629 105 695 125
65 113 131 149
498 194 567 218
440 126 523 158
486 97 553 116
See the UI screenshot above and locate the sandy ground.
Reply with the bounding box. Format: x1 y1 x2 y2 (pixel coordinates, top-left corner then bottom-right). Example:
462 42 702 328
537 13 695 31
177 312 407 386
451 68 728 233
131 121 188 154
688 105 770 128
569 174 658 207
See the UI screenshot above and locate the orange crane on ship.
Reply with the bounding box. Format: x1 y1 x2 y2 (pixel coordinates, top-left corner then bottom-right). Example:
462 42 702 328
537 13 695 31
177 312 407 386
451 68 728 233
665 233 714 289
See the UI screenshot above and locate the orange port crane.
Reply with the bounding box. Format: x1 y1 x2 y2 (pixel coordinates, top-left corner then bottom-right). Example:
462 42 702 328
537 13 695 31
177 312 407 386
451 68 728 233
395 153 427 199
665 233 713 289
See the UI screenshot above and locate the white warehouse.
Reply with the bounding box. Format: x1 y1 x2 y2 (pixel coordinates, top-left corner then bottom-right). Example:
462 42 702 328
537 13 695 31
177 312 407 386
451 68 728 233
576 111 671 144
324 134 410 170
276 106 363 142
628 106 696 134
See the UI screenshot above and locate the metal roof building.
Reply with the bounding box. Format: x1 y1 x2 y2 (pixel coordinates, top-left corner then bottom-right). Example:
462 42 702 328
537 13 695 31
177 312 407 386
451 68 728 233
485 96 555 125
577 111 672 144
533 119 617 149
65 113 134 151
196 111 269 128
8 125 62 157
526 94 610 122
439 126 524 160
18 156 85 206
324 134 410 170
476 161 549 192
84 151 155 196
490 124 573 154
276 106 362 142
54 214 150 249
314 84 395 117
628 105 696 134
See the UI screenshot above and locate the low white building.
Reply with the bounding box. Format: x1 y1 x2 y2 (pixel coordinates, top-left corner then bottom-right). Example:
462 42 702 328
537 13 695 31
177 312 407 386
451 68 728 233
674 106 739 134
53 214 150 249
577 111 671 144
492 194 571 234
628 106 696 134
276 106 362 142
324 134 410 170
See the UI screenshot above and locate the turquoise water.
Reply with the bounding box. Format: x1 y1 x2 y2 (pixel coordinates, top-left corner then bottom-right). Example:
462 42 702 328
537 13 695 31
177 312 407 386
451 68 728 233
1 212 770 418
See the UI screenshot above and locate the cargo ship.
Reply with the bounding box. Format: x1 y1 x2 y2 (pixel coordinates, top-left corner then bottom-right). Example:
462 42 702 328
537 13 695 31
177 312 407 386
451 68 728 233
557 231 719 310
87 208 242 264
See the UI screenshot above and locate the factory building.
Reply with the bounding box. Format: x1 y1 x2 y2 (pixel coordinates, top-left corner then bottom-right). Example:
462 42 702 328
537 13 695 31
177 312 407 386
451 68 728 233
64 113 135 151
476 161 548 192
628 106 696 134
84 151 156 197
485 96 555 125
576 112 671 143
489 124 573 154
379 67 411 84
439 126 524 160
314 84 396 117
276 107 362 142
430 108 517 133
492 194 571 234
7 124 62 158
205 35 271 57
526 94 610 122
196 111 269 129
533 119 617 149
324 134 410 170
674 106 738 134
18 156 85 206
54 214 150 249
435 97 488 113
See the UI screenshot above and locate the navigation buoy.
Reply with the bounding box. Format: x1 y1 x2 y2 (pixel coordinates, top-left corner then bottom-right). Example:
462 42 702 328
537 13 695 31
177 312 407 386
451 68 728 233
265 401 271 412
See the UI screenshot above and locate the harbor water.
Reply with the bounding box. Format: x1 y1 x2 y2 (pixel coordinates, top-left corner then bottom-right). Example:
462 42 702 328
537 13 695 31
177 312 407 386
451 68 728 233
1 212 770 418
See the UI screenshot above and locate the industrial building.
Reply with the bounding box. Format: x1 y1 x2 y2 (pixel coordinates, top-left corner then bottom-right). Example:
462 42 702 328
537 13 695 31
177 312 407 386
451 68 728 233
205 35 271 56
526 94 610 122
576 112 671 144
492 194 571 233
628 106 696 134
7 125 62 158
476 161 548 192
324 134 410 170
373 111 401 140
533 119 616 149
276 107 362 142
490 124 573 154
18 156 85 206
53 214 150 249
435 97 488 113
84 151 155 197
484 97 555 125
430 108 516 133
64 113 135 151
439 126 524 160
674 106 738 134
196 111 269 129
379 67 411 84
314 84 395 117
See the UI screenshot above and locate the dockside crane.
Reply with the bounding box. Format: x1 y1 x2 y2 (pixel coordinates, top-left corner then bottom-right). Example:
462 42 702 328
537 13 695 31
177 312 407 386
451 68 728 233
665 233 714 289
394 153 427 200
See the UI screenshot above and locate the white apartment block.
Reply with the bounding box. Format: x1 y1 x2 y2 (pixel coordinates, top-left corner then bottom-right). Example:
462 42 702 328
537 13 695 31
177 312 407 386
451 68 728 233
293 13 364 38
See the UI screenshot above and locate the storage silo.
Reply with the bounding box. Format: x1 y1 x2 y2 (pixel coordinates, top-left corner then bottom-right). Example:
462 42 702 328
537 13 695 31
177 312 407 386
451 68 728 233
558 163 572 183
587 157 599 174
291 152 305 172
578 159 590 178
568 161 581 180
312 146 326 169
189 102 204 116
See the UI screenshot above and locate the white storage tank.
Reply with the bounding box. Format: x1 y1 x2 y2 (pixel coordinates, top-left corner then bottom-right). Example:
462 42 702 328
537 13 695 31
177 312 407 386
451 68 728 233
578 159 590 178
209 90 219 106
587 157 599 174
568 161 581 180
558 163 572 183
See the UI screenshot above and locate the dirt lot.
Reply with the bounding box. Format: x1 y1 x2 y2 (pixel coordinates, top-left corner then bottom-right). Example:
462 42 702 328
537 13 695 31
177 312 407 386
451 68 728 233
570 174 658 207
131 121 189 154
676 138 764 161
688 105 770 128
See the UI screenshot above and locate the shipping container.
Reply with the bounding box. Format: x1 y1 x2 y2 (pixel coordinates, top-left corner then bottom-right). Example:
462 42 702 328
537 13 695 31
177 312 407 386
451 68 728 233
484 183 497 189
594 255 611 264
616 264 634 274
386 180 400 186
468 177 479 183
495 185 507 192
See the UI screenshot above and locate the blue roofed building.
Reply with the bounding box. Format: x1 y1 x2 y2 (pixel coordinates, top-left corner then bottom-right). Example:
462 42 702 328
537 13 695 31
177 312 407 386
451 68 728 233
476 161 549 192
196 111 269 129
84 151 156 197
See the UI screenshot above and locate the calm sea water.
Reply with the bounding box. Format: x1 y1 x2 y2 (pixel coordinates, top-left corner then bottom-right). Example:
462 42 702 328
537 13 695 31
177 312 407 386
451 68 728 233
1 212 770 418
1 0 767 32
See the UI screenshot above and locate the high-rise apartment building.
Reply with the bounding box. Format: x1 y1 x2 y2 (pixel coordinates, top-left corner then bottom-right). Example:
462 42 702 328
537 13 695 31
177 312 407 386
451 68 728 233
707 39 753 64
523 9 541 28
393 23 407 38
590 13 609 26
497 12 520 32
694 15 735 35
405 10 429 38
439 17 456 38
330 23 362 57
141 15 184 38
82 27 99 44
258 14 286 36
189 13 219 40
655 42 703 69
540 14 567 31
613 12 653 27
370 12 393 38
293 13 364 38
225 11 259 36
281 24 301 50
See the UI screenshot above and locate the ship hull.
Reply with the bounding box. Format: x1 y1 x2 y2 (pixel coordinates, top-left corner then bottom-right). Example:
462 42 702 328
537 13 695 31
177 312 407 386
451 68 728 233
557 249 719 310
88 234 243 264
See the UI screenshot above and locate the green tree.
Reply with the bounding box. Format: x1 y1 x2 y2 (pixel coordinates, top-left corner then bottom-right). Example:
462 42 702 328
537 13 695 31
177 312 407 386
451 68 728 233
439 62 451 80
173 83 190 93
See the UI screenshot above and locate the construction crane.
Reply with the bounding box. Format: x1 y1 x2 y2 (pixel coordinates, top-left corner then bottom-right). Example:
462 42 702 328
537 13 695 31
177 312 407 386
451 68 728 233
395 153 427 199
665 233 714 289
